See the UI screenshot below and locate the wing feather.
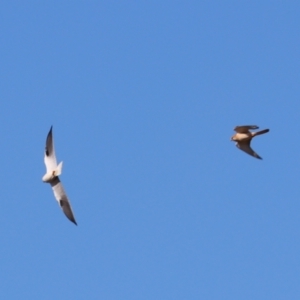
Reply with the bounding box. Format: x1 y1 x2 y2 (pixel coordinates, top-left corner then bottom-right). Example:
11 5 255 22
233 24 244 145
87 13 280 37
236 141 262 160
44 126 57 172
234 125 259 133
50 177 77 225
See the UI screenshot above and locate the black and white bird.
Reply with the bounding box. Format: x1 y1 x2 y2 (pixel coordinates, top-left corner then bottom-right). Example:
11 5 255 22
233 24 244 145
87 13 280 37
42 126 77 225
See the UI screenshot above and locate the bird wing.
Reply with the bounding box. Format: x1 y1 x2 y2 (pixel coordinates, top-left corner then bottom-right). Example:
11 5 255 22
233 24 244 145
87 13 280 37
50 177 77 225
234 125 259 133
236 141 262 160
44 126 57 172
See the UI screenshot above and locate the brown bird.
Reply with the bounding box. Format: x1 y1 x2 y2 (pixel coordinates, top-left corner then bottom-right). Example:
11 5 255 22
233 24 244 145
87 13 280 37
231 125 269 160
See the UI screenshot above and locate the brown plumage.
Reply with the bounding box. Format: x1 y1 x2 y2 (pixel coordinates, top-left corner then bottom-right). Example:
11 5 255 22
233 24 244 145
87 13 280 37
231 125 270 160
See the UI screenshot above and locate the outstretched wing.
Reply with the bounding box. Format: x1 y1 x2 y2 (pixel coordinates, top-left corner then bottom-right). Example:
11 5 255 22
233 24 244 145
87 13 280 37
234 125 259 133
44 126 57 172
236 141 262 160
50 177 77 225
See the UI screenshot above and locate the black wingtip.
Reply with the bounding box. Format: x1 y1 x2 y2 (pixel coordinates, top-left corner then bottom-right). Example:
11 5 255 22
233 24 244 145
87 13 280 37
67 214 77 226
45 126 53 156
47 126 53 137
66 217 77 226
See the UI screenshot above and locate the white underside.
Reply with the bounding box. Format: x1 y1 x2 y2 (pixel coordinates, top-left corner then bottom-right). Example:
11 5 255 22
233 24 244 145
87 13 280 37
42 161 63 182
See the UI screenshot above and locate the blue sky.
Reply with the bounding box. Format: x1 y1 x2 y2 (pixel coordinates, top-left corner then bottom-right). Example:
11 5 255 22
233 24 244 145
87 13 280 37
1 1 300 299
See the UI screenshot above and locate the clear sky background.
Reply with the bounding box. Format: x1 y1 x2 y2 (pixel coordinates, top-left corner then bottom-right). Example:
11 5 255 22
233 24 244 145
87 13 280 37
0 1 299 299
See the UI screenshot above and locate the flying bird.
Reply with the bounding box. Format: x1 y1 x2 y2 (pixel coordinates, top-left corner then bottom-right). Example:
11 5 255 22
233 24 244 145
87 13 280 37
42 126 77 225
231 125 269 160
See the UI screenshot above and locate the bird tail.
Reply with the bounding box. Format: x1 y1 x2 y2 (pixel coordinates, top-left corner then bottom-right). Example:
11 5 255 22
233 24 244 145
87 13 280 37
253 129 269 136
54 161 63 176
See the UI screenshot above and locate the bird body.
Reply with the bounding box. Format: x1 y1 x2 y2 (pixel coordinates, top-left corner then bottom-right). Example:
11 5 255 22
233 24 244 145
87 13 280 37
42 161 63 183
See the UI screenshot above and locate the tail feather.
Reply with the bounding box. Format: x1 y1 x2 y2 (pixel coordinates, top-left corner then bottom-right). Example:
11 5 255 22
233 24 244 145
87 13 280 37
254 129 269 136
55 161 63 176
